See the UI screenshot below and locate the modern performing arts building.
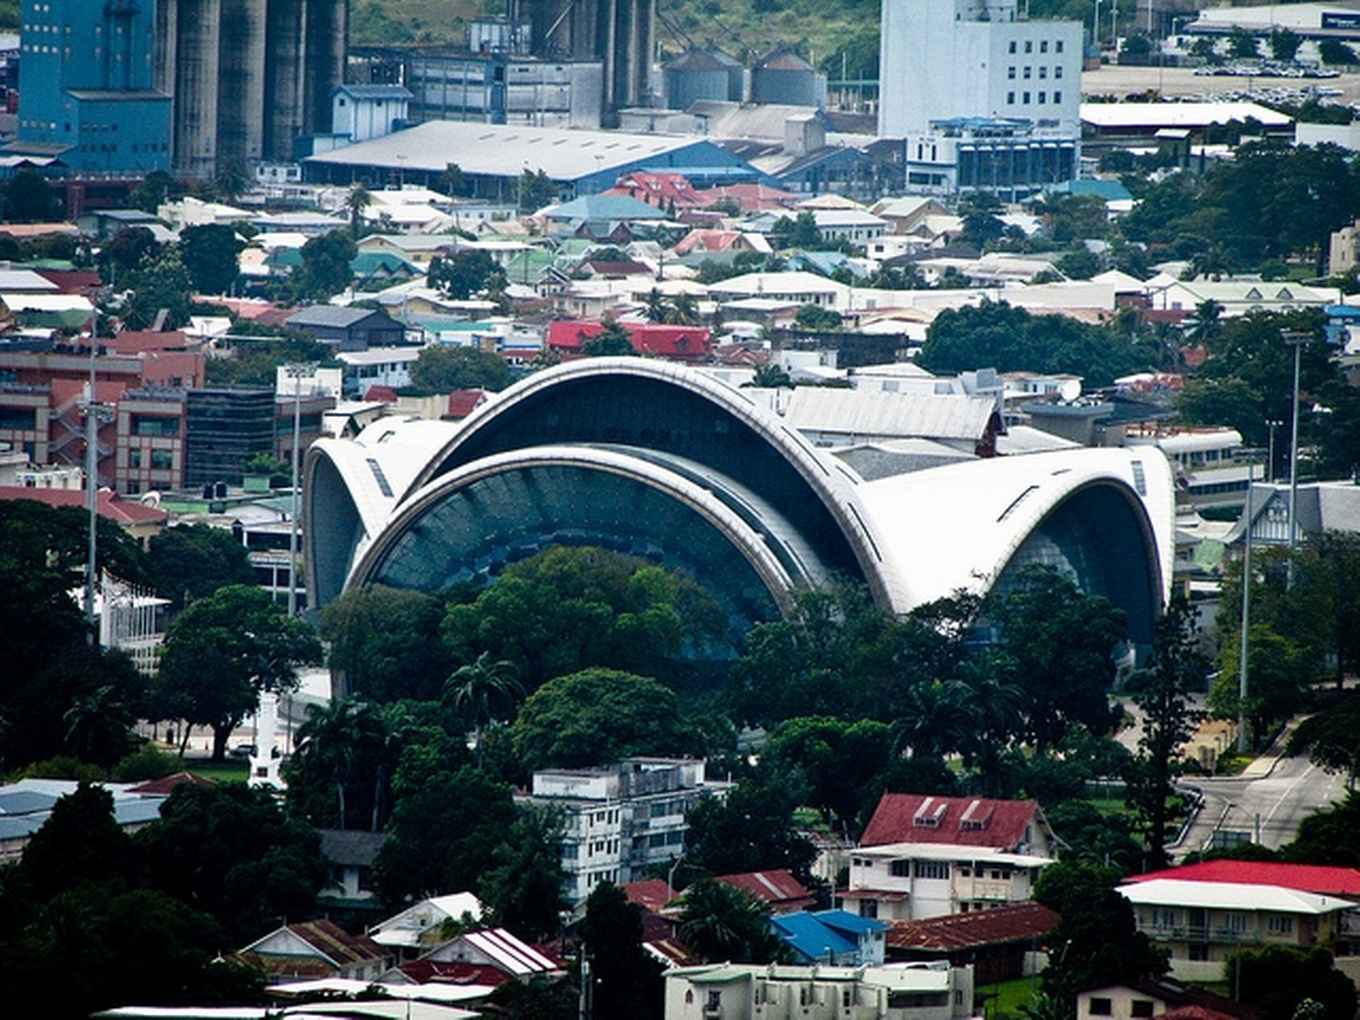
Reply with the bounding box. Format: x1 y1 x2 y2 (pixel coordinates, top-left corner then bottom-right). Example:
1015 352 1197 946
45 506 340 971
304 358 1174 642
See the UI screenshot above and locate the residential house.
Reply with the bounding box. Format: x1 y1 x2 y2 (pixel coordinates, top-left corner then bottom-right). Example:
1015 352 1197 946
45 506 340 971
771 909 888 965
663 960 974 1020
0 777 177 863
524 757 731 906
885 901 1059 986
1077 976 1255 1020
0 485 167 546
715 870 817 915
317 829 386 908
1145 278 1340 317
368 893 486 961
608 171 709 212
396 927 563 983
237 919 388 981
842 795 1059 922
335 347 425 397
623 879 678 914
356 234 462 267
1329 218 1359 277
706 271 850 309
672 229 772 258
1225 480 1360 552
546 321 713 363
284 306 408 352
542 194 669 238
1117 878 1353 982
870 197 950 236
699 182 801 213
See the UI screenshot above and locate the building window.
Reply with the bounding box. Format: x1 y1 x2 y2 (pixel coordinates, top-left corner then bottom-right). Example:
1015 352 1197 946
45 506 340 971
1055 65 1063 78
1024 40 1033 53
1008 66 1016 79
1056 39 1064 52
151 450 173 470
1023 92 1031 103
1008 40 1017 53
860 899 878 919
1089 999 1113 1017
1040 40 1049 52
1038 91 1046 103
128 449 141 468
1267 914 1294 935
1023 66 1031 79
1131 1001 1155 1018
913 860 950 880
1054 90 1063 104
1225 911 1249 933
890 860 911 878
1039 66 1047 78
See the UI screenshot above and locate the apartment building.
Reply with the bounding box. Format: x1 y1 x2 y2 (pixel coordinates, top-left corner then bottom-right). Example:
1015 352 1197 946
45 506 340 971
524 758 731 906
843 795 1059 922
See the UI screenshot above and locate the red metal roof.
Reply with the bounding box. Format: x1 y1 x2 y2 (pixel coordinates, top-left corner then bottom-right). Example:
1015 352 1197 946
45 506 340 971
398 959 511 987
885 902 1059 952
447 388 488 419
859 794 1040 849
127 772 216 796
1126 860 1360 897
622 879 675 914
545 320 713 362
106 330 191 354
36 270 101 296
714 870 815 911
0 485 168 527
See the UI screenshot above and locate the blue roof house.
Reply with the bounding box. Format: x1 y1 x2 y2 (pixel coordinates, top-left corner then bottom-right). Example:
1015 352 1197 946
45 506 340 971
770 909 888 966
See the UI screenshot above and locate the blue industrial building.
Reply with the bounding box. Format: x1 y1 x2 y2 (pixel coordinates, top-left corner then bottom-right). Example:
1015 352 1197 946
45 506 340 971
8 0 171 174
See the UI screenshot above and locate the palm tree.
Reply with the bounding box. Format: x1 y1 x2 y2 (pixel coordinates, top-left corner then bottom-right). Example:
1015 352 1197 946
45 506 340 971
891 677 977 763
667 292 701 325
63 685 132 766
443 653 524 762
645 287 668 323
345 184 372 240
294 699 369 828
1185 298 1224 346
677 879 786 964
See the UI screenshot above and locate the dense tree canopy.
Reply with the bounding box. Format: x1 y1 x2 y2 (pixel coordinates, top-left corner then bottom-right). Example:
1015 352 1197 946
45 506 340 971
146 523 256 610
179 224 245 296
408 345 512 392
320 585 450 702
428 249 503 300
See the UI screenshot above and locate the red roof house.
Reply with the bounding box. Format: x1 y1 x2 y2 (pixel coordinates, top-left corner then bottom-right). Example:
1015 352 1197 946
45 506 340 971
0 485 168 532
447 388 490 420
1125 860 1360 899
622 879 676 914
126 772 216 796
713 869 816 914
607 171 707 211
545 320 712 363
859 794 1054 852
885 901 1060 985
238 919 388 981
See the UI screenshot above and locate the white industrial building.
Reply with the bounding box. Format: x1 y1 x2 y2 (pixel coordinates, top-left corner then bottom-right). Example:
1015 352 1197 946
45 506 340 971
878 0 1082 196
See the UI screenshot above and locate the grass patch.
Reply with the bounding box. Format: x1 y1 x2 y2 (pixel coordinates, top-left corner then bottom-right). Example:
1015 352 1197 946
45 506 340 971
1215 753 1251 776
1088 796 1130 817
977 976 1041 1018
183 761 249 784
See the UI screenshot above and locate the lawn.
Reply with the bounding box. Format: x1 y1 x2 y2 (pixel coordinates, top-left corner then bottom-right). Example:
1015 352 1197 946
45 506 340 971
976 976 1041 1019
1088 796 1130 818
182 761 249 784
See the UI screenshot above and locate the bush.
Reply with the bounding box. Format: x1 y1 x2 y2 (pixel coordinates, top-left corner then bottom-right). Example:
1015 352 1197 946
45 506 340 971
113 745 182 783
16 756 107 783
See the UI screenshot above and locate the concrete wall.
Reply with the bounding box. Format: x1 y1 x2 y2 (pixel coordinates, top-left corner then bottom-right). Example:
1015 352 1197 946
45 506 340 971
304 0 349 135
219 0 269 167
264 0 309 161
172 0 222 178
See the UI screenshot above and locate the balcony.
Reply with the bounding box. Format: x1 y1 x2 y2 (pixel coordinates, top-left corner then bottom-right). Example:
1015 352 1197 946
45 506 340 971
1141 923 1259 944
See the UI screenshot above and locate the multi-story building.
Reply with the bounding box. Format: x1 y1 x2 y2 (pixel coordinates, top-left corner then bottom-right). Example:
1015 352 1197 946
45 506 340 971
401 49 604 129
10 0 171 174
116 386 186 497
878 0 1081 195
663 960 974 1020
524 758 731 906
1118 878 1353 983
842 795 1059 922
1124 428 1251 511
185 388 276 489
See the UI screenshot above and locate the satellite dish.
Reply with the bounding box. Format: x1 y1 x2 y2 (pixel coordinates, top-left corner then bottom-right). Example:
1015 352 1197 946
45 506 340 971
1058 379 1082 402
140 491 162 507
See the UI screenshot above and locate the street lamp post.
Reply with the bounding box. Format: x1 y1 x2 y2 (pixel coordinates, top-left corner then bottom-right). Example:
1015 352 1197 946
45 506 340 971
284 363 316 617
84 311 99 644
1237 458 1254 755
1265 419 1282 484
1281 330 1311 589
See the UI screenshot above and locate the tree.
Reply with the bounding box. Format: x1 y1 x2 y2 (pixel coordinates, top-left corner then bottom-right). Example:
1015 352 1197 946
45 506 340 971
179 224 245 296
644 288 668 323
103 226 161 284
147 523 256 610
677 879 786 964
374 764 517 905
442 162 467 198
583 320 636 357
1287 692 1360 786
519 169 557 213
1121 34 1152 58
3 169 56 222
794 303 842 330
581 882 666 1020
124 249 194 329
1210 623 1311 747
1055 248 1102 280
667 292 701 325
155 584 322 759
19 784 135 901
441 546 726 690
320 584 450 701
295 230 356 300
1319 39 1358 65
765 717 893 836
137 782 326 943
989 565 1128 751
1046 800 1143 872
345 184 372 239
285 698 402 831
960 190 1006 249
512 669 690 771
683 761 818 884
129 170 178 214
428 249 501 300
1034 860 1169 1007
1282 792 1360 867
773 211 821 248
751 363 794 388
1191 36 1220 62
62 658 145 768
1270 28 1303 63
445 652 524 763
1226 946 1356 1020
1229 27 1259 59
1125 595 1206 869
1184 298 1224 347
479 805 567 940
408 344 512 392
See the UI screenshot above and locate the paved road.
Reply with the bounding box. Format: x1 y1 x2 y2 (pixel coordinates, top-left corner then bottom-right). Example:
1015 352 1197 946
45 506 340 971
1176 752 1348 858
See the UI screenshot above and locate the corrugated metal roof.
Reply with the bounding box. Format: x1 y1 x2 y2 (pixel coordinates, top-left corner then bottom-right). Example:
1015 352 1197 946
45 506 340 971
778 387 996 443
1118 879 1352 914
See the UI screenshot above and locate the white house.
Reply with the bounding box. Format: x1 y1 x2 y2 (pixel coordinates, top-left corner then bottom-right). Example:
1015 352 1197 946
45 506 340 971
368 892 486 960
336 347 424 396
332 84 413 145
663 961 974 1020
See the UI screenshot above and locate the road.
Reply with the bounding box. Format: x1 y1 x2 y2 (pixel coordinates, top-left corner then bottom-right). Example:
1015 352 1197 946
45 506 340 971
1176 752 1348 858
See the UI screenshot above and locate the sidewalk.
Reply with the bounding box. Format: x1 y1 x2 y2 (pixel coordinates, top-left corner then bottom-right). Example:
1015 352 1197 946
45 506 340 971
1238 716 1307 779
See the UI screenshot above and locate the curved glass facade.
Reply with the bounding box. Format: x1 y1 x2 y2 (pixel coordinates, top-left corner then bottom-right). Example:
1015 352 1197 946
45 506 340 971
367 462 782 635
309 456 366 607
426 375 867 584
995 483 1158 643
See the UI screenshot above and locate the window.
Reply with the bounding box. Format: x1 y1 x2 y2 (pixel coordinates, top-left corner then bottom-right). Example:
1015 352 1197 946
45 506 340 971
150 450 173 470
1056 39 1064 52
1225 911 1249 934
1131 1001 1155 1018
706 991 721 1010
1188 943 1209 961
1008 40 1017 53
1054 90 1063 104
1089 999 1113 1016
1024 40 1033 53
1008 66 1016 79
1023 66 1031 79
129 449 142 469
1038 91 1046 103
1039 66 1047 78
1007 92 1016 104
860 899 878 919
1040 40 1049 52
1023 92 1031 103
1268 914 1294 935
913 860 950 880
890 860 911 878
1055 65 1063 78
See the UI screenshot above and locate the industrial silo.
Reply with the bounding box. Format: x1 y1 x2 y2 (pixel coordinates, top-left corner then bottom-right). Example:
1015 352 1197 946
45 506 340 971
751 45 820 106
663 48 743 110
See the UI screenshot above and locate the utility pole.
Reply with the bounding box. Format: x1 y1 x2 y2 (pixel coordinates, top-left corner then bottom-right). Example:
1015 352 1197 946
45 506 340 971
1265 419 1282 484
84 314 99 644
1237 459 1253 755
1282 330 1310 589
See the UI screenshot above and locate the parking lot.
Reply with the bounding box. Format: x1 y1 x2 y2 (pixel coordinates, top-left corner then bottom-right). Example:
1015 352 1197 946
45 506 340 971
1083 63 1360 104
